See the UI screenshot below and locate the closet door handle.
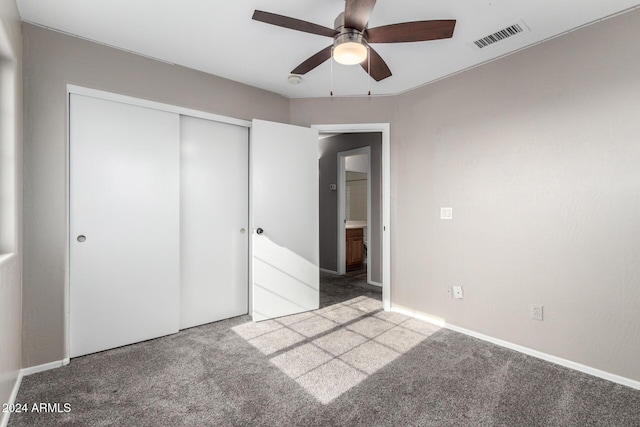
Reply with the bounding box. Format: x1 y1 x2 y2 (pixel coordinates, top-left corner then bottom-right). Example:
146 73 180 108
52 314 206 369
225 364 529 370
77 235 87 243
256 228 264 235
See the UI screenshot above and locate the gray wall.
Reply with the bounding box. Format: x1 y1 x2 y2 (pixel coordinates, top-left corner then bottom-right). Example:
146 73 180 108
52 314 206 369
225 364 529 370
0 0 22 409
21 23 289 367
292 9 640 382
319 133 382 284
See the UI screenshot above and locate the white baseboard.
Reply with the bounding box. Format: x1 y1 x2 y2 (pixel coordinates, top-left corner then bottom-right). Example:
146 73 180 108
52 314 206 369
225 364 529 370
1 359 69 426
367 280 382 287
1 371 23 427
391 305 640 391
21 359 68 377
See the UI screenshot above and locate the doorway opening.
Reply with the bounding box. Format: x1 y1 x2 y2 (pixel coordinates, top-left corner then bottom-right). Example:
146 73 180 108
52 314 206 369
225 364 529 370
314 124 390 311
338 147 372 283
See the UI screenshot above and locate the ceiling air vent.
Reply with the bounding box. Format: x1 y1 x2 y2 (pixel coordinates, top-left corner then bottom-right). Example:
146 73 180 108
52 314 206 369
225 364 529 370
470 20 529 50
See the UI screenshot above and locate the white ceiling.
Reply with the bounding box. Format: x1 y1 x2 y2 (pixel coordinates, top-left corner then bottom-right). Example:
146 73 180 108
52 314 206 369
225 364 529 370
16 0 640 98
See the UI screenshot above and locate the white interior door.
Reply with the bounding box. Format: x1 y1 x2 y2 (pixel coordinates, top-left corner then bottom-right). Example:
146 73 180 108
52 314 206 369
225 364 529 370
251 119 319 321
70 94 180 357
180 116 249 329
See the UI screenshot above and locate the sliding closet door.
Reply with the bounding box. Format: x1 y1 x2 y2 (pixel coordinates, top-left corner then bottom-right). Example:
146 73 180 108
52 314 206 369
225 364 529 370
70 94 180 357
180 116 249 329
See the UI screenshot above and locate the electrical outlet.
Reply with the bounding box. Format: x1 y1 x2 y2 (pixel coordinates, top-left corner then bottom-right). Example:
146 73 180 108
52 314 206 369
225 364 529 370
530 304 543 321
452 286 463 299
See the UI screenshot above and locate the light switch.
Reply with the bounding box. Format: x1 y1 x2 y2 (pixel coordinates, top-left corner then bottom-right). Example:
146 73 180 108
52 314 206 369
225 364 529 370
441 207 453 220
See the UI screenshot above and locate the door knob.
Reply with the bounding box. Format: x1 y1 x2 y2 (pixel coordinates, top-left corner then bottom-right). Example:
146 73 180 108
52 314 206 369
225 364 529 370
256 228 264 235
77 235 87 242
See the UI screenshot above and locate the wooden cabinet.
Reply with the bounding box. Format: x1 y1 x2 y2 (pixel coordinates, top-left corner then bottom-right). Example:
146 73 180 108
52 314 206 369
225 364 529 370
346 227 364 269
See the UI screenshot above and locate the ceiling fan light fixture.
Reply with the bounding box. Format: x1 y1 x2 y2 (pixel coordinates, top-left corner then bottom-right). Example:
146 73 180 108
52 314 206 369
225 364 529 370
333 31 367 65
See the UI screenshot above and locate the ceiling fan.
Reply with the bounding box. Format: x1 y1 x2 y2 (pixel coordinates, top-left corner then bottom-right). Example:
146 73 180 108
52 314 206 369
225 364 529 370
252 0 456 82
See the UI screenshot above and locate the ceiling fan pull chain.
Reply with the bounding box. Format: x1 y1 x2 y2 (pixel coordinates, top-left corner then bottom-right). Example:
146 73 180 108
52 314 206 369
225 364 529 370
330 46 334 96
367 45 371 96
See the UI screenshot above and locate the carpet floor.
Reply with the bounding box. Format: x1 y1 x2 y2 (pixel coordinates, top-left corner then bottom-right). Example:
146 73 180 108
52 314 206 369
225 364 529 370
9 273 640 426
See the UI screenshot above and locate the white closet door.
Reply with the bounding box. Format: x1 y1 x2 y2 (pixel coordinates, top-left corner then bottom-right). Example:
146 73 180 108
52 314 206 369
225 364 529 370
70 94 180 357
251 119 319 321
180 116 249 329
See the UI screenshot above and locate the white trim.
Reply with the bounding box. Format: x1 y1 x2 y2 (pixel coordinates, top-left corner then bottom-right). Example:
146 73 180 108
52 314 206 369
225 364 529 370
320 268 339 275
366 149 372 286
247 127 253 318
0 30 18 258
1 359 70 426
20 359 68 377
337 154 346 276
0 371 23 427
67 85 251 128
312 123 391 311
64 87 71 366
368 280 382 287
391 305 640 391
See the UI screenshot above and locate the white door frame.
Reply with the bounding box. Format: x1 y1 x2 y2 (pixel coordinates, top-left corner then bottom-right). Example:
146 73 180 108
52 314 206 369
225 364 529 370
65 84 250 362
337 147 372 285
312 124 391 311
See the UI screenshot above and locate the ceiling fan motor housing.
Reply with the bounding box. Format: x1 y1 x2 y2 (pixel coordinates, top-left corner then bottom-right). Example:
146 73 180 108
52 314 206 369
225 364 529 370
333 12 347 32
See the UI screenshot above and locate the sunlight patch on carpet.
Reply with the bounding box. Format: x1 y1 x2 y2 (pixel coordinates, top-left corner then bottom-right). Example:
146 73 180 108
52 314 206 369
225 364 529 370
231 296 441 404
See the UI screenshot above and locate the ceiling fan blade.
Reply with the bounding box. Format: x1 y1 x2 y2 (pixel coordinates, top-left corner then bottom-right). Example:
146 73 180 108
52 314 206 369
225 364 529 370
344 0 377 31
291 45 333 75
252 10 338 38
360 46 392 81
366 20 456 43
